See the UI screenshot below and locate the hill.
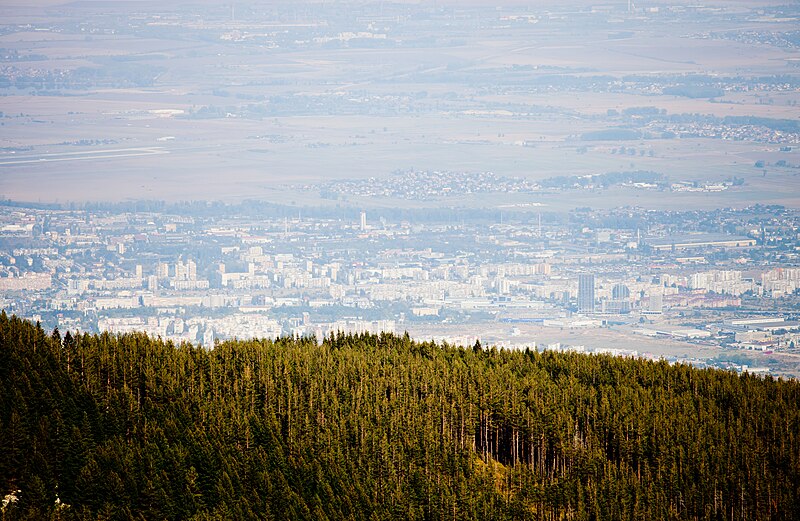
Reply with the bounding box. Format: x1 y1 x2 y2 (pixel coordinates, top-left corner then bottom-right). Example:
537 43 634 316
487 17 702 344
1 312 799 519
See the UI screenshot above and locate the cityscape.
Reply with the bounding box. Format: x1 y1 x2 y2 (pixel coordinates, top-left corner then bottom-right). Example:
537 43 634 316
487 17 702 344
2 0 800 518
1 0 799 375
2 198 799 377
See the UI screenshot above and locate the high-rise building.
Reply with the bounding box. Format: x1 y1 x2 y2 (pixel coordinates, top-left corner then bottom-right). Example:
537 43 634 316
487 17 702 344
175 260 188 281
360 210 367 232
578 274 595 313
173 258 197 281
649 292 663 314
608 283 631 314
157 262 170 279
147 275 159 293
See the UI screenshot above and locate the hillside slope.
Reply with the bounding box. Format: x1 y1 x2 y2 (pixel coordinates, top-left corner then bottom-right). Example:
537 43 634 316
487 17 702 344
1 312 799 520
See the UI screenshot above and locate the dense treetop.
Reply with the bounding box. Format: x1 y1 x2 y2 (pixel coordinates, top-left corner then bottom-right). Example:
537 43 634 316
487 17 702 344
1 312 799 520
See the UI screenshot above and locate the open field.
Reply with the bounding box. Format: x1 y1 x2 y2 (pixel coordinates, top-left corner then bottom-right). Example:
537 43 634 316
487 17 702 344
406 317 800 379
2 104 796 208
407 321 722 357
0 0 797 207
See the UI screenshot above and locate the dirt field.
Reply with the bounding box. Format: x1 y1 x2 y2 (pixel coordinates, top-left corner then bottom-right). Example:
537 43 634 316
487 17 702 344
0 1 797 206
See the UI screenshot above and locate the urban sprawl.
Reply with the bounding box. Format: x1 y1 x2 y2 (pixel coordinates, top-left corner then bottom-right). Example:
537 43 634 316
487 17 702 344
2 200 799 377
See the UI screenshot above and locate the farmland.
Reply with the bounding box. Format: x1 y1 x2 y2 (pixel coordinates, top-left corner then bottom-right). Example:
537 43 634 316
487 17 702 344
0 0 798 209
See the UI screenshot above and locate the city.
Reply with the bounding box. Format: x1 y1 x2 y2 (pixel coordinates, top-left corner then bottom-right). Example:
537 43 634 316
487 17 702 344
2 0 800 518
2 199 798 377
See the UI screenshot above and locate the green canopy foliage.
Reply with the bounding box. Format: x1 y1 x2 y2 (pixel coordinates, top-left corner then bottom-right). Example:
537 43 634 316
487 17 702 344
1 312 798 520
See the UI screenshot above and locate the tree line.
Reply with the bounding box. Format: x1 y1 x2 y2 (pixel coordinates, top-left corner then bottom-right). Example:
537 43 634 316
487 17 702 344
1 311 799 520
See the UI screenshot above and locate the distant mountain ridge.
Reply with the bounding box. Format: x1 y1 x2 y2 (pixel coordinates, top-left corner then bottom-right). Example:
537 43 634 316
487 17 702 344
1 312 799 519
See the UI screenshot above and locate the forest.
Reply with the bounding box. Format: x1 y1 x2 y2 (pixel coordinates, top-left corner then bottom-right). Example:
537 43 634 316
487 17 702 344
1 312 799 520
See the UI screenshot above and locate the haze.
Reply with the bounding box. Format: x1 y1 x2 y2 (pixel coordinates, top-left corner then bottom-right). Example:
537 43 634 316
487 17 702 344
0 0 797 208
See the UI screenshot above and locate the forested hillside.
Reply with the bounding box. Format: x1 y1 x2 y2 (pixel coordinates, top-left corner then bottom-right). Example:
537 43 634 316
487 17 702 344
1 312 799 520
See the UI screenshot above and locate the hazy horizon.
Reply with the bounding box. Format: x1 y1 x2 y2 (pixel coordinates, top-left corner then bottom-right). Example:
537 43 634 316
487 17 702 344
1 0 798 207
